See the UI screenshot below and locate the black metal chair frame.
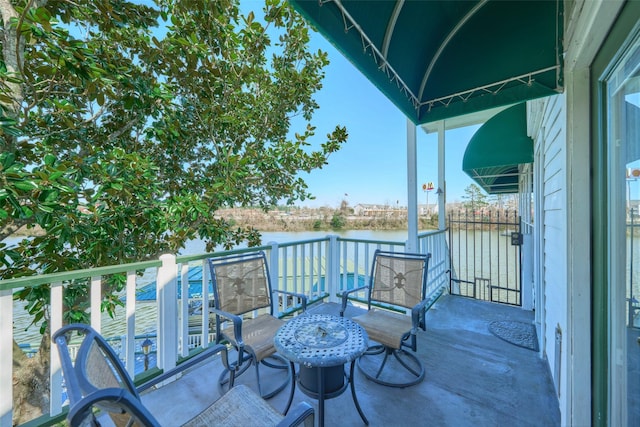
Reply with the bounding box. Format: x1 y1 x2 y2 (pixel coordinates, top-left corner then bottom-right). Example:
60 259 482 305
53 323 314 426
340 250 435 388
208 251 307 399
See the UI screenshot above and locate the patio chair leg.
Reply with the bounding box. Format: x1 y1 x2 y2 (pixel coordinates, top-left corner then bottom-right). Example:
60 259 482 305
261 355 289 370
374 350 391 379
357 346 425 388
363 344 386 356
229 368 236 389
218 353 291 399
349 360 369 425
254 360 263 397
257 354 292 399
217 356 252 395
282 361 297 415
393 349 423 377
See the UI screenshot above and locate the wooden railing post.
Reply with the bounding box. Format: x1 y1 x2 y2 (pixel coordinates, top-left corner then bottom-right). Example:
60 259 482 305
157 254 178 373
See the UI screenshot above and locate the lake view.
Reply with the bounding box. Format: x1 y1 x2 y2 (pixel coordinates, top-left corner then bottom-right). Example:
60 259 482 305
179 229 415 255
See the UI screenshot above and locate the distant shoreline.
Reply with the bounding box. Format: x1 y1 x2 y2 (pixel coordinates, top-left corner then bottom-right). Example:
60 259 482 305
217 207 439 232
3 209 439 239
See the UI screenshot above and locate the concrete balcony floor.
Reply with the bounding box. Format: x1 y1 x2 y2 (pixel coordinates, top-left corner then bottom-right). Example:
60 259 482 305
141 294 560 426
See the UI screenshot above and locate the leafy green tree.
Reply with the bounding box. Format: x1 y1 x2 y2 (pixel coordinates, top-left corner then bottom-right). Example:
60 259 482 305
462 183 489 213
330 212 345 229
0 0 346 422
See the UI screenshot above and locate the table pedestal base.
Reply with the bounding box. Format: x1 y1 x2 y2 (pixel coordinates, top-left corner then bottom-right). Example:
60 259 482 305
274 314 369 427
284 361 369 427
299 365 344 397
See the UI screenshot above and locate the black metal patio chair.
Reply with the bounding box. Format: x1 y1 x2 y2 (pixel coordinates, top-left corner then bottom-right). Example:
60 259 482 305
53 324 314 427
208 251 307 399
340 249 442 387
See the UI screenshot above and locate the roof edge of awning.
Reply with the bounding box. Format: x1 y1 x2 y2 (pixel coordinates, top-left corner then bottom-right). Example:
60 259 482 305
463 103 533 194
418 72 561 125
289 0 564 126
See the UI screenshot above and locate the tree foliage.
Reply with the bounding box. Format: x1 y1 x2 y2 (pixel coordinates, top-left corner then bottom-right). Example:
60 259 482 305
2 1 347 421
461 183 489 212
330 212 345 230
0 0 346 338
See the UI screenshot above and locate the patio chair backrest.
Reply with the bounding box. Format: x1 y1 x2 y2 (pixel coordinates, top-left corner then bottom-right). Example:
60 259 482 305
369 250 431 310
54 324 158 426
208 251 273 317
55 324 311 426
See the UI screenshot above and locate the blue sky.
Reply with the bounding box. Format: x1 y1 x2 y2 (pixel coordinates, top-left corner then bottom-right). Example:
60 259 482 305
290 17 479 208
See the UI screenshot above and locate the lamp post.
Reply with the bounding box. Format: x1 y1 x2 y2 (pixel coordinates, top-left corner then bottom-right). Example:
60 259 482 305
422 182 434 214
141 337 153 371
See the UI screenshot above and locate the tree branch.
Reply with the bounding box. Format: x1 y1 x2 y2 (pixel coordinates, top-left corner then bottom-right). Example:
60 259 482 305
0 218 35 241
0 0 24 123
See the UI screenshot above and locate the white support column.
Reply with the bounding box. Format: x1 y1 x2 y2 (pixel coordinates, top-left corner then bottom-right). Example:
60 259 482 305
438 120 446 230
327 235 340 303
522 234 534 310
180 263 190 356
125 271 137 377
407 118 418 252
269 242 280 312
90 276 101 332
50 283 63 416
0 289 13 427
157 254 178 373
201 261 210 347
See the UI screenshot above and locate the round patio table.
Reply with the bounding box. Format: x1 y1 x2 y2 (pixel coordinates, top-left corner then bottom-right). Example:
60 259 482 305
274 313 369 427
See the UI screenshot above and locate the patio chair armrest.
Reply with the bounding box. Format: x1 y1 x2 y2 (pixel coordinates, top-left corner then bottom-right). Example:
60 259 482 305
209 307 248 369
138 344 228 393
340 285 369 316
67 387 160 427
210 307 244 345
276 401 315 427
273 289 308 311
411 286 445 330
209 307 250 370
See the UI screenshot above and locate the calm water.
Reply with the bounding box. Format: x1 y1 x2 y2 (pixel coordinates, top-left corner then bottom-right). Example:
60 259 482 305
2 229 414 254
179 229 413 255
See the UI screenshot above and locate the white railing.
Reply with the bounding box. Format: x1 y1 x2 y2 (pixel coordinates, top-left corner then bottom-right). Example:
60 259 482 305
265 237 331 309
0 231 449 427
1 259 162 427
335 236 405 299
418 229 451 295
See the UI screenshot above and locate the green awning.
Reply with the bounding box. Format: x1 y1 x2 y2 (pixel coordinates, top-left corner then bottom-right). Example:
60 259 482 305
462 103 533 194
290 0 563 125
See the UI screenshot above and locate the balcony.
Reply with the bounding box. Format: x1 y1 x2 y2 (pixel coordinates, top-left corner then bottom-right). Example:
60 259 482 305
0 230 559 426
142 296 560 426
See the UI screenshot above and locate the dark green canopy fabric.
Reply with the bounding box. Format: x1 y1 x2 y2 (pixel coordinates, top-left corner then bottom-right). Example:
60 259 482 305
290 0 563 125
462 103 533 194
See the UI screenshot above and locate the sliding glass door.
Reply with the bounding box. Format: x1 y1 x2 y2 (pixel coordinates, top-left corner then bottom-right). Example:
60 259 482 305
602 25 640 427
